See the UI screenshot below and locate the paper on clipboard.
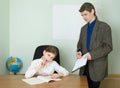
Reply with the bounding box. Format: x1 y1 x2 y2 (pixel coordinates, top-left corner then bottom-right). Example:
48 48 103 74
72 54 87 72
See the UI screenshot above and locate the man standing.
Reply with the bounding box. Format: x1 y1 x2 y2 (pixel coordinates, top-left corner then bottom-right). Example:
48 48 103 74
76 2 113 88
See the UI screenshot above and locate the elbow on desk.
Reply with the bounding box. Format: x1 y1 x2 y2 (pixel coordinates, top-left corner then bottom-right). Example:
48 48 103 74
25 73 32 78
63 71 69 76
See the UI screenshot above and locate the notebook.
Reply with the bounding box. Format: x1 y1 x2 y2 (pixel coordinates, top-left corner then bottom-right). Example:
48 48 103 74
22 75 61 85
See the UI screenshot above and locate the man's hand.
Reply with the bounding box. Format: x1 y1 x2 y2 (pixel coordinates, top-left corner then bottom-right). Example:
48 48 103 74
86 52 92 60
76 51 82 59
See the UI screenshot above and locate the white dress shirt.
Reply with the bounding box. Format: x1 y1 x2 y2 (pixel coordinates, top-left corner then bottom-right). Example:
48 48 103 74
25 58 69 78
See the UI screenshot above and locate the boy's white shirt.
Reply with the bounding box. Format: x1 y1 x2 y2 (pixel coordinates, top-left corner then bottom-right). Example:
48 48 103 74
25 58 69 78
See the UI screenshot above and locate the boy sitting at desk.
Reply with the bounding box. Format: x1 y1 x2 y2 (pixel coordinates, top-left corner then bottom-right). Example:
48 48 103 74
25 46 69 79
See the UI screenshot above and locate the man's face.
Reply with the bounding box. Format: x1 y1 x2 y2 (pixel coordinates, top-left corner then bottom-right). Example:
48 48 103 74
81 9 94 23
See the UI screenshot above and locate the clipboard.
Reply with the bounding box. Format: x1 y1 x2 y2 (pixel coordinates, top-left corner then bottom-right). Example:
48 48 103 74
71 54 87 72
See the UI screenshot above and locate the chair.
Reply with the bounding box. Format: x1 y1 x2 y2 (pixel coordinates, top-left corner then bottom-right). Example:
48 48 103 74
33 45 60 64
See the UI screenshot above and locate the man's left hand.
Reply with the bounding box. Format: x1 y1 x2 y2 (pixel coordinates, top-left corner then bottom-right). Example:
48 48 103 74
86 52 92 60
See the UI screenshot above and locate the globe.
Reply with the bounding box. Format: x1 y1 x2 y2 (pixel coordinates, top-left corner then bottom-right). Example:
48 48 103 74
6 56 23 75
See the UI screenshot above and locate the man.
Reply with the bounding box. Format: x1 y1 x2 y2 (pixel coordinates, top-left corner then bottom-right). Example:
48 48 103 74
76 2 113 88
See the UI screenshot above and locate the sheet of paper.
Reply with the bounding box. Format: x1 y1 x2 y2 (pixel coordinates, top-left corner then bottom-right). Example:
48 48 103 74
72 54 87 72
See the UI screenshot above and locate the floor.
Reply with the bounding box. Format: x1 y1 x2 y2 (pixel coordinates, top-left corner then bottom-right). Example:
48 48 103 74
100 74 120 88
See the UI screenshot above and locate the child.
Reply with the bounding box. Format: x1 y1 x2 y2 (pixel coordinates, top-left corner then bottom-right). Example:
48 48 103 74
25 46 69 78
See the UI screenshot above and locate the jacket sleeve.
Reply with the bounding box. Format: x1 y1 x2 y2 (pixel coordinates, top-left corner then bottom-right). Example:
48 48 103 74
77 29 83 52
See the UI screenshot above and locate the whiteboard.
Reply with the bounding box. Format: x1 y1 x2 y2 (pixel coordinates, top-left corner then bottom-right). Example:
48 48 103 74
53 5 86 40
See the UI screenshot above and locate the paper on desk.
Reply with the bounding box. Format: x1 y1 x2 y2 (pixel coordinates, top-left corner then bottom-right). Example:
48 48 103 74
22 76 61 85
72 54 87 72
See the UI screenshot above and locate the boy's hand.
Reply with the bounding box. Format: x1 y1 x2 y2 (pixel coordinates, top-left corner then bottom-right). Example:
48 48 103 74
41 59 47 67
51 74 60 79
34 59 48 72
51 73 63 79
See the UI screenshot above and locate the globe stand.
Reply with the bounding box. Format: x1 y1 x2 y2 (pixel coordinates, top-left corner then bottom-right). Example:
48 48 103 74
9 63 20 75
13 72 17 75
9 71 17 75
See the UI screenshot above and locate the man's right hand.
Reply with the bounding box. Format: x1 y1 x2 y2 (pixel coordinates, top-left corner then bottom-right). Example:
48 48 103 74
76 51 82 59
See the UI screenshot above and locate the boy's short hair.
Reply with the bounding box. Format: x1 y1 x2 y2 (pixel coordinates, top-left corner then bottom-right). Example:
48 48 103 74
45 46 58 56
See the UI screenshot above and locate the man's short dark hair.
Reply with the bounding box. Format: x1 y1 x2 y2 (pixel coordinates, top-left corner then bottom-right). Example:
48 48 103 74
79 2 96 16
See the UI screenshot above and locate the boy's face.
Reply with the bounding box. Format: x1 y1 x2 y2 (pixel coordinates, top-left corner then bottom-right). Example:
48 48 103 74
43 50 56 62
81 9 94 23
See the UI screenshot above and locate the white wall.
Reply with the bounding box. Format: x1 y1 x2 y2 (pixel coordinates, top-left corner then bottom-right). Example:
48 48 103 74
102 0 120 74
1 0 119 74
0 0 9 74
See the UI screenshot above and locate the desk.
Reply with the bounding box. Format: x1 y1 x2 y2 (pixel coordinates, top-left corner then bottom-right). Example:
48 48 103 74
0 74 88 88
